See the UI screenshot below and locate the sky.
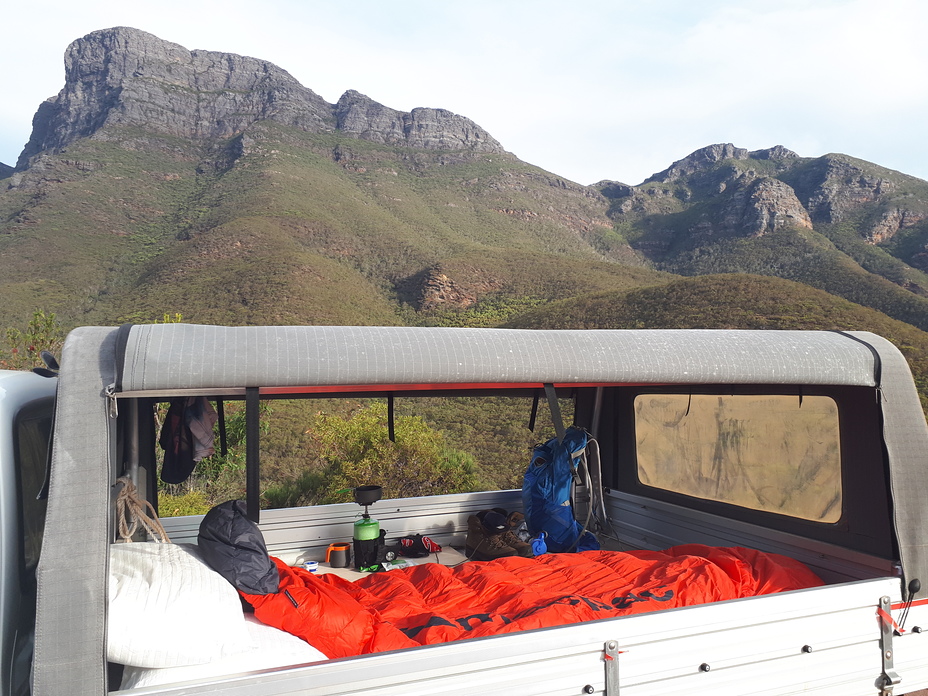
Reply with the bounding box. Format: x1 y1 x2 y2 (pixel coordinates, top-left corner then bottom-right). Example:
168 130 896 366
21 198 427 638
2 0 926 186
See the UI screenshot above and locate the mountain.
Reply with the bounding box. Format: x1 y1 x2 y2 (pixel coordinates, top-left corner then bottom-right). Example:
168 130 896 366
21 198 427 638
3 26 928 366
598 144 928 330
1 27 661 330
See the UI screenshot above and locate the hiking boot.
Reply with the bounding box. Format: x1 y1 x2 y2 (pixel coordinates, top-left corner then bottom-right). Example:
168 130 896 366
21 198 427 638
465 510 519 561
500 511 533 557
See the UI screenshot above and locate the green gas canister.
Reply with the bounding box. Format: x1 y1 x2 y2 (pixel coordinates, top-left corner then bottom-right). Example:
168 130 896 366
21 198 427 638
353 516 380 541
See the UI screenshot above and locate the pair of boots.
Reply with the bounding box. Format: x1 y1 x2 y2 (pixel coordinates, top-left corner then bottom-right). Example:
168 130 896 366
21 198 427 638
465 508 533 560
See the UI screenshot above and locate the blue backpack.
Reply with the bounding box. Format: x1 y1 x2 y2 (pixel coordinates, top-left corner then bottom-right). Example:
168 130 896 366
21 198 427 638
523 426 600 553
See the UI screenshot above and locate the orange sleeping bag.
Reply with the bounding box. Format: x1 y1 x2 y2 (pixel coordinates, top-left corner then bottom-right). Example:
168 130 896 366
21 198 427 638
241 544 822 659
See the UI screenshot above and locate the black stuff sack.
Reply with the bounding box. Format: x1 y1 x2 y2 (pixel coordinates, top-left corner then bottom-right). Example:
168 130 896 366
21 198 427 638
197 500 279 595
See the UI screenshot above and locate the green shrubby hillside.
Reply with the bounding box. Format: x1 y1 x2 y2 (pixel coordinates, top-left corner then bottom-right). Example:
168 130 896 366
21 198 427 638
1 122 663 331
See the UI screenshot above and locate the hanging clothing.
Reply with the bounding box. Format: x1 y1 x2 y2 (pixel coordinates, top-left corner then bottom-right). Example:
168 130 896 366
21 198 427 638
159 397 218 484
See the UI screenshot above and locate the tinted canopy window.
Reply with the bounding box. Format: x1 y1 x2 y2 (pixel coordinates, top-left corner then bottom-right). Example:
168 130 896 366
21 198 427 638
15 399 53 573
634 394 841 523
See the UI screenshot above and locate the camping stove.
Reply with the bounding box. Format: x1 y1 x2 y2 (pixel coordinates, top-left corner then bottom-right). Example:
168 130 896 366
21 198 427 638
352 486 395 571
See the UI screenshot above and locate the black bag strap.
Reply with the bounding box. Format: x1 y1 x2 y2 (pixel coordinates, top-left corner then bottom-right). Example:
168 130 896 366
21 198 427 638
528 389 540 432
544 383 566 444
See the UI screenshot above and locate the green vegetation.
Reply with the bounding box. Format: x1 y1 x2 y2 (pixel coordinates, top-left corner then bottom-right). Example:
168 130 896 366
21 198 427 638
0 120 659 331
402 396 571 491
409 296 547 327
617 221 928 332
816 221 928 295
1 309 63 370
158 490 211 517
262 401 482 508
154 392 570 515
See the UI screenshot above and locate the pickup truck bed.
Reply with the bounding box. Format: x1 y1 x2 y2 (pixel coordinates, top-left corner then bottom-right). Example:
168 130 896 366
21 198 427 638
9 325 928 695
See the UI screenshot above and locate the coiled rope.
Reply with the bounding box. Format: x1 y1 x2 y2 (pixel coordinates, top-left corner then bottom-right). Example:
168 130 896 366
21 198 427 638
114 476 170 543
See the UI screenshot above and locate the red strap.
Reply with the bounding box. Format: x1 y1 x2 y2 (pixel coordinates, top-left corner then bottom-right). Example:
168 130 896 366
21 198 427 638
878 606 903 634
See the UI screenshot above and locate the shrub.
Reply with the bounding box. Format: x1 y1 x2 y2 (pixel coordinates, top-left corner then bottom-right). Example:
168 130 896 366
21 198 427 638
1 309 64 370
264 402 483 508
158 490 211 517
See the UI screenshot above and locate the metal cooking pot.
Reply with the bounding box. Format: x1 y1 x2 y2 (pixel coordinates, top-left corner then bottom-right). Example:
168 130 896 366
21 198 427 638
353 485 382 506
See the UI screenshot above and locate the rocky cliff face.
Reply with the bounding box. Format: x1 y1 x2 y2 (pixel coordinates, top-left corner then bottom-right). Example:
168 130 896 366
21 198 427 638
605 143 927 244
598 141 928 294
787 155 895 224
785 154 928 245
335 90 502 152
646 143 799 184
17 27 504 170
722 177 813 236
410 266 478 312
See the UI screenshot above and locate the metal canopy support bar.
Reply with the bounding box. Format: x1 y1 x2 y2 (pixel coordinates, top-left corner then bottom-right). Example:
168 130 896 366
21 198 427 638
246 387 260 523
879 595 902 695
216 398 228 457
604 640 620 695
115 382 628 400
387 393 395 443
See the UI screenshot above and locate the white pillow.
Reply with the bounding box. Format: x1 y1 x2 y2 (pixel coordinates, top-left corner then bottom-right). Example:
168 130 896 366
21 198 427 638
119 615 328 688
108 543 254 668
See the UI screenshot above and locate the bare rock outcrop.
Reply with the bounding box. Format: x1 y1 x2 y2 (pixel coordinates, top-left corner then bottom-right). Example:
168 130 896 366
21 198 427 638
17 27 505 170
866 207 927 244
648 143 750 183
336 90 503 153
411 266 478 312
18 27 334 167
790 155 896 225
724 177 813 236
647 144 801 184
749 145 800 161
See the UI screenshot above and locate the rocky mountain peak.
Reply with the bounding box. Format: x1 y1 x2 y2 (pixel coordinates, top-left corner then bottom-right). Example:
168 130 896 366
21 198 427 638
335 90 503 153
647 143 749 182
335 90 407 144
17 27 504 170
18 27 334 168
647 143 803 184
749 145 799 161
